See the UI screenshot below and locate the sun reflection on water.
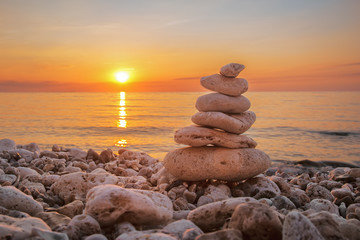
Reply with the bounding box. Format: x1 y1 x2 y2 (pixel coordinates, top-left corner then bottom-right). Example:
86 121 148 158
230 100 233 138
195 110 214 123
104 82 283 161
116 139 127 147
116 92 128 147
117 92 127 128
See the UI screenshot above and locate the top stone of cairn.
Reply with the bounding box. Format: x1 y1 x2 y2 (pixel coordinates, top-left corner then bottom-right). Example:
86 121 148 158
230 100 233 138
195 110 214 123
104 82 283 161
220 63 245 78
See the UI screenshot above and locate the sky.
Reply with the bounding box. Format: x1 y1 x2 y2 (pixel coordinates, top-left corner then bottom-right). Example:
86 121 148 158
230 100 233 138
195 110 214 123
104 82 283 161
0 0 359 92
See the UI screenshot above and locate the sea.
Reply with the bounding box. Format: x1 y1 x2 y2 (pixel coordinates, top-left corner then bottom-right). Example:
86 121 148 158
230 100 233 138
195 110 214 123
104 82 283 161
0 92 359 163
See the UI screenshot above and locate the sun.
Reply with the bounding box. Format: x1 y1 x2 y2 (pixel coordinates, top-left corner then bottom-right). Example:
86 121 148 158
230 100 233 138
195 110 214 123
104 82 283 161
115 71 130 83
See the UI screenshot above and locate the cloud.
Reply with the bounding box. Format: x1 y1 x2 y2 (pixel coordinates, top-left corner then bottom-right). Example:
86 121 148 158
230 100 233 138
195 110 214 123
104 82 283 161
173 76 200 81
163 19 192 27
0 80 57 91
0 79 205 92
340 71 360 76
0 80 100 92
336 62 360 67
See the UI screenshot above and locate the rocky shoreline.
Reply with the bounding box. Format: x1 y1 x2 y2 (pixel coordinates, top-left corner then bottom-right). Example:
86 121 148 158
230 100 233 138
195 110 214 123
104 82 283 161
0 138 359 240
1 63 360 240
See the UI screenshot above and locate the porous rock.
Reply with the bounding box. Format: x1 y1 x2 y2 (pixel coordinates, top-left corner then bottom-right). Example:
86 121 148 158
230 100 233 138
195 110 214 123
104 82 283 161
113 221 136 238
271 195 296 210
203 184 231 202
18 142 40 152
319 180 343 190
173 210 191 221
40 150 59 159
84 184 173 227
35 212 71 230
69 148 87 159
51 172 118 203
32 228 69 240
9 149 34 162
288 188 310 207
307 199 339 215
195 93 250 114
163 219 203 239
220 63 245 78
99 148 115 163
0 138 16 151
329 167 350 180
17 167 40 180
229 202 282 240
86 149 100 162
289 173 311 190
237 176 281 199
182 228 204 240
339 218 360 240
200 74 248 96
0 174 17 185
282 211 325 240
84 234 108 240
66 214 101 239
18 177 46 194
268 176 291 195
197 195 213 207
0 186 43 216
191 111 256 134
331 188 355 205
346 203 360 220
0 223 30 240
306 183 334 201
42 174 60 187
0 206 29 218
0 214 51 233
116 231 177 240
174 125 257 148
187 197 257 231
348 168 360 178
195 229 243 240
164 147 271 181
307 211 347 240
150 166 177 186
57 199 84 218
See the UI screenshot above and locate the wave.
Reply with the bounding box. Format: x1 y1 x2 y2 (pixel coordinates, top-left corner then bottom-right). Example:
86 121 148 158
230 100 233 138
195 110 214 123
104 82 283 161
310 130 360 137
57 126 175 136
251 126 360 137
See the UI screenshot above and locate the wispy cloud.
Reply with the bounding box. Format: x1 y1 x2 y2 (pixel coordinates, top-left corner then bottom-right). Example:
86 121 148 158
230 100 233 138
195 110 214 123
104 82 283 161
0 80 91 92
163 19 192 27
251 71 360 84
0 80 57 89
336 62 360 67
46 23 120 31
340 72 360 76
173 76 200 81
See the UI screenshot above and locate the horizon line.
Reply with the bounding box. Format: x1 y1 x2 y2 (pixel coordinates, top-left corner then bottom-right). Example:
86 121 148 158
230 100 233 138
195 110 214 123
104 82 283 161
1 90 360 93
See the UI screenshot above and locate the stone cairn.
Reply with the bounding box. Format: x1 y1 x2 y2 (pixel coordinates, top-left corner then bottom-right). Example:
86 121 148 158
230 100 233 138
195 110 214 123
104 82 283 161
164 63 271 181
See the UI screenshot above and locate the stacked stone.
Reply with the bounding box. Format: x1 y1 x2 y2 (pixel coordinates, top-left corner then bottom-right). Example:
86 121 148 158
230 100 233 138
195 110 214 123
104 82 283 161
164 63 271 181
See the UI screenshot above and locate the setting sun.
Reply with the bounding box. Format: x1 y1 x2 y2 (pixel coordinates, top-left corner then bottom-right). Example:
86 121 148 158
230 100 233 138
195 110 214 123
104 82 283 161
115 71 130 83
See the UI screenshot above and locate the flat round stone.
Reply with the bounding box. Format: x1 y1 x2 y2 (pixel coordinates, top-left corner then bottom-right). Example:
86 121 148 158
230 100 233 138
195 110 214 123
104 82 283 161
195 93 250 113
191 111 256 134
85 184 173 227
200 74 248 96
174 125 257 148
163 147 271 181
220 63 245 78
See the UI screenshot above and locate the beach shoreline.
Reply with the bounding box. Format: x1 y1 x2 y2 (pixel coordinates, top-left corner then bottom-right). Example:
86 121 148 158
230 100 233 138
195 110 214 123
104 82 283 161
0 138 359 239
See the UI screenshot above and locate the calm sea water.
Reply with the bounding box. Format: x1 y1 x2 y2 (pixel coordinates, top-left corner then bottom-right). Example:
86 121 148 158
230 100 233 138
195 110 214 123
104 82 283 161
0 92 359 163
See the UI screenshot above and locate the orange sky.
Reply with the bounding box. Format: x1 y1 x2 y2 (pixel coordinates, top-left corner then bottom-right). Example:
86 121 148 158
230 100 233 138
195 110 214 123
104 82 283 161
0 0 360 92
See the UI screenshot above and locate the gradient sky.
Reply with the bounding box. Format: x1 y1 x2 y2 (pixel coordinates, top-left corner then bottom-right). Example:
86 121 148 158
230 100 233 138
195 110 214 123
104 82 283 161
1 0 359 92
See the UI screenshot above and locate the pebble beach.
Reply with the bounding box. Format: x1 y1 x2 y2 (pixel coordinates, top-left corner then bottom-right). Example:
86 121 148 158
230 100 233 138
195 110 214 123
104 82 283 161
1 63 359 240
0 139 359 240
